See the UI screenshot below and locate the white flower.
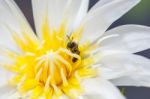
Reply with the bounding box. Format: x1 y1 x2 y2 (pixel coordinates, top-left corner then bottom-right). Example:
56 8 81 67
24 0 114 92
0 0 150 99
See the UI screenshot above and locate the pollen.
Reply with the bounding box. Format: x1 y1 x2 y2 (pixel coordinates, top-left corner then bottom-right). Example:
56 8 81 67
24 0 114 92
2 20 97 99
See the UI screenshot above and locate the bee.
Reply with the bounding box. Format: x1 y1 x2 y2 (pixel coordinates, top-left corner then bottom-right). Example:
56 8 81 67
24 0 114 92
67 36 80 62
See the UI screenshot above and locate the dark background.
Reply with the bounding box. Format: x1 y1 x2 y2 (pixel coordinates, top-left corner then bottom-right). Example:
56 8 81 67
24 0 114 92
15 0 150 98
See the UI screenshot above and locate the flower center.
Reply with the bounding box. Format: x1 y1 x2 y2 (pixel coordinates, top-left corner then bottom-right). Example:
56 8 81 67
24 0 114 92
34 49 81 87
2 21 97 98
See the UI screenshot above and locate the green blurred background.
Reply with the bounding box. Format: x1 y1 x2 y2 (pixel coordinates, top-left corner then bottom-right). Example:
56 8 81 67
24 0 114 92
89 0 150 27
124 0 150 25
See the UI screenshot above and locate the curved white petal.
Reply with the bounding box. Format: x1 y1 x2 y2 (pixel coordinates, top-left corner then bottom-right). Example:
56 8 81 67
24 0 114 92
95 54 138 80
0 84 17 99
0 68 9 86
59 95 69 99
0 0 34 34
32 0 89 38
90 0 112 11
32 0 48 38
47 0 68 29
77 96 86 99
80 0 140 42
0 56 13 86
62 0 89 35
0 25 19 51
72 0 89 30
109 55 150 87
81 78 126 99
99 25 150 53
0 0 35 51
95 52 150 87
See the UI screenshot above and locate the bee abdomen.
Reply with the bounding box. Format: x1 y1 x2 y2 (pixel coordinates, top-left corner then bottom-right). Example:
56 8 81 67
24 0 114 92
72 57 78 62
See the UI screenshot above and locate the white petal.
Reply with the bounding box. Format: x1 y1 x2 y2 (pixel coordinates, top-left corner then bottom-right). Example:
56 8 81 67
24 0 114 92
77 96 86 99
0 0 33 34
73 0 89 30
0 68 9 86
97 65 131 80
63 0 89 35
32 0 48 38
95 54 138 80
32 0 89 38
48 0 68 29
99 25 150 53
109 54 150 87
0 0 35 51
94 51 150 87
0 60 13 87
0 84 17 99
0 25 19 52
80 0 140 42
59 95 69 99
48 0 89 32
90 0 112 11
81 78 126 99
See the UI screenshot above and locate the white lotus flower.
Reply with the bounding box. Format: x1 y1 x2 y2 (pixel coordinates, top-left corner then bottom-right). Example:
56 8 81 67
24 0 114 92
1 0 150 99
